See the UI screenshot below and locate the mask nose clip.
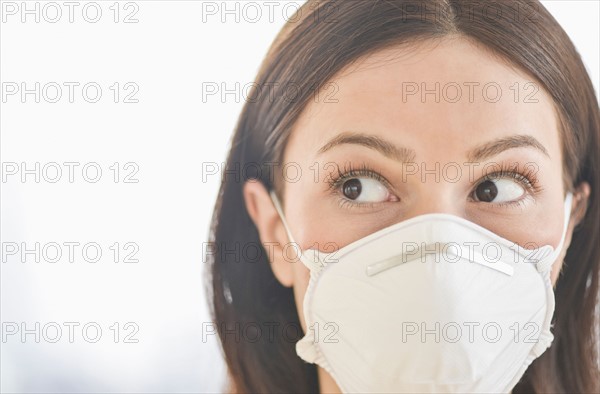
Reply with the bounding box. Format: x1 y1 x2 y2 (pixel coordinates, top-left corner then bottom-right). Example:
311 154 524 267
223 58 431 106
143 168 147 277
366 241 515 277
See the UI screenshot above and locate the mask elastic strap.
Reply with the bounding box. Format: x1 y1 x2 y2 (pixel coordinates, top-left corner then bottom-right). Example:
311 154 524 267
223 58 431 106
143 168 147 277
269 190 297 245
535 191 573 273
269 190 325 272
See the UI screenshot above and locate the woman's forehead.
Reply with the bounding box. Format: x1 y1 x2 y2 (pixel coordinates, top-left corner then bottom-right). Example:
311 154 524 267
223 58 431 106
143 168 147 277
289 37 560 163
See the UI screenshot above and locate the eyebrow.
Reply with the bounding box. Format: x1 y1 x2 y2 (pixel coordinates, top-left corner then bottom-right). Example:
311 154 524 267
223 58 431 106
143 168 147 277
317 132 416 162
466 134 549 162
317 131 549 162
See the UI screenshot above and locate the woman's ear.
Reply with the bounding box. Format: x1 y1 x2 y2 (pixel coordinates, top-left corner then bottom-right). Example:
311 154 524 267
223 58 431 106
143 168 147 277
551 181 592 285
570 181 591 227
243 180 294 288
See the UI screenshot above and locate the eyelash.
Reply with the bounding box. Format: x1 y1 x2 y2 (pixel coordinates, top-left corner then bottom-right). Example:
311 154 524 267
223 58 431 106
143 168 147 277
325 162 391 210
325 162 544 210
474 166 544 208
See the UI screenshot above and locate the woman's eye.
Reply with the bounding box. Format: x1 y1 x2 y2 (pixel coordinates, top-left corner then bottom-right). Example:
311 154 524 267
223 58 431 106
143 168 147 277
474 178 525 203
342 177 390 202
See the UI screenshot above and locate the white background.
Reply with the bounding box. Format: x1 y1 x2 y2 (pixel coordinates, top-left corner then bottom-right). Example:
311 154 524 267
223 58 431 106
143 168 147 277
1 1 598 392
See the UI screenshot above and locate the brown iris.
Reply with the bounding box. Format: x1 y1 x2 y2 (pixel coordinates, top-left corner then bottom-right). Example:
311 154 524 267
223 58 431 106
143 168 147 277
475 179 498 202
342 179 362 200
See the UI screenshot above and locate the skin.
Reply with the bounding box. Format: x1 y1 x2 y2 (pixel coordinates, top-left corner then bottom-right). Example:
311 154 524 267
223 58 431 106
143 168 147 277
243 36 590 393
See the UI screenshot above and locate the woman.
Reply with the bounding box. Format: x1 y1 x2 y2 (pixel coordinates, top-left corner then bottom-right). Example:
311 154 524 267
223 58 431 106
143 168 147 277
206 1 600 392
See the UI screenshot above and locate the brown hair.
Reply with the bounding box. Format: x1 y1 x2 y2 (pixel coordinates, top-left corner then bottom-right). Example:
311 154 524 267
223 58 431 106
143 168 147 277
205 1 600 392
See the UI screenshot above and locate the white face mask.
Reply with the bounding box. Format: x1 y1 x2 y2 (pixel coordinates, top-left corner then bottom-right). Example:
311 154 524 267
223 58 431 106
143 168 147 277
270 191 573 394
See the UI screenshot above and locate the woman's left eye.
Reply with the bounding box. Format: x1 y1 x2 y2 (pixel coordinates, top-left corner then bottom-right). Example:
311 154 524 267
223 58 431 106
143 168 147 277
473 178 525 203
341 177 390 203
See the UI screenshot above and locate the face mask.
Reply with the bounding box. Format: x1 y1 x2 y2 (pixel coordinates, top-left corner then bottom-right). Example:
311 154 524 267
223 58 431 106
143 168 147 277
269 190 573 393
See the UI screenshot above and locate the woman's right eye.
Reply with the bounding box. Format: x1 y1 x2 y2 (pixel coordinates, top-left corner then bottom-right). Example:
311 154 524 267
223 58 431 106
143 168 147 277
341 177 391 203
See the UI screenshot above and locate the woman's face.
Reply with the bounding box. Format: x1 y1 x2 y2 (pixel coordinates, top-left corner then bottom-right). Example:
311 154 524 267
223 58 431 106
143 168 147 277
278 34 572 304
244 36 586 392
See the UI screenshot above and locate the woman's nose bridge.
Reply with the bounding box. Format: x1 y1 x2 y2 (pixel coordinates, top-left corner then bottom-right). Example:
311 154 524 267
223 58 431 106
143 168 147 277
403 182 466 219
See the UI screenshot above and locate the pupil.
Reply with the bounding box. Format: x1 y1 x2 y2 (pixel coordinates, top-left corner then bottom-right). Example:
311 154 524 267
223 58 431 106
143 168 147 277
342 179 362 200
476 180 498 202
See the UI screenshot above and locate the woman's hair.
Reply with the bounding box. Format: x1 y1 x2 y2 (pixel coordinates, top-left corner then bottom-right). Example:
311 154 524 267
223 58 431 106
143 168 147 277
205 1 600 392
